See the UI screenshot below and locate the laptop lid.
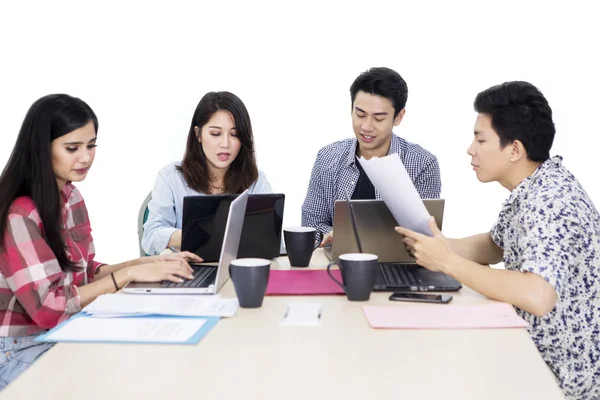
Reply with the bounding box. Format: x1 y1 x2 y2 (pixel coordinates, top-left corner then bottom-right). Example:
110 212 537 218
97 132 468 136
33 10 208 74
182 194 285 262
330 199 445 263
123 190 249 294
212 189 249 293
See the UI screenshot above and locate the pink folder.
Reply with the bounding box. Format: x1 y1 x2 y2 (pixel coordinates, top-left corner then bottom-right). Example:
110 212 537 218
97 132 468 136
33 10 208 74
362 302 528 329
265 270 345 295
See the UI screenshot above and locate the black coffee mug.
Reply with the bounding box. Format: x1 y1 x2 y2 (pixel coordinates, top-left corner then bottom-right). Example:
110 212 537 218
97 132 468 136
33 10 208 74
229 258 271 308
283 227 320 267
326 253 378 301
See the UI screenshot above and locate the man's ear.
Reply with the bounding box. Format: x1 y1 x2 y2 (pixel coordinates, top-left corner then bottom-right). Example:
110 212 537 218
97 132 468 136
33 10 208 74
509 140 527 162
194 126 201 142
394 109 406 126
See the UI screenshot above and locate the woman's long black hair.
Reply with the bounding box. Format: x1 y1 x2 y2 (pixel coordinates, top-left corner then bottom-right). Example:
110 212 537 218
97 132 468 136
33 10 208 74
0 94 98 272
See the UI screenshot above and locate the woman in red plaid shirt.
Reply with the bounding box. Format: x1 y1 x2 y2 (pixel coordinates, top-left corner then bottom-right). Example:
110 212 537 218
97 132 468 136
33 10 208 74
0 94 202 389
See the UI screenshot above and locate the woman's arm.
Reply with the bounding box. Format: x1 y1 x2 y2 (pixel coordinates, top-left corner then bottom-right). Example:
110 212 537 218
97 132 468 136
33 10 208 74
167 229 182 249
93 249 200 281
141 171 180 255
1 214 195 328
78 260 194 308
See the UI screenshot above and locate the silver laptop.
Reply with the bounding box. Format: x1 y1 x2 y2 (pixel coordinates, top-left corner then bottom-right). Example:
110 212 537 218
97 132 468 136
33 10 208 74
325 199 462 292
326 199 445 263
123 189 249 294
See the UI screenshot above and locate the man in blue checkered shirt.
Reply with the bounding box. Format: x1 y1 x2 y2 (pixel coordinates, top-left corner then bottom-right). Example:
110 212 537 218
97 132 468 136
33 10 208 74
301 67 441 245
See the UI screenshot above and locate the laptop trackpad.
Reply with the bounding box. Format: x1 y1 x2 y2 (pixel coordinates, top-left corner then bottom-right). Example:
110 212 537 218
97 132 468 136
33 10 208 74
415 267 449 281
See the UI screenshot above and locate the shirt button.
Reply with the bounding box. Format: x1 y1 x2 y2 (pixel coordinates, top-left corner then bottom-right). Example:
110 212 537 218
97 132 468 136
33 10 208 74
13 339 17 344
5 352 10 357
33 284 39 290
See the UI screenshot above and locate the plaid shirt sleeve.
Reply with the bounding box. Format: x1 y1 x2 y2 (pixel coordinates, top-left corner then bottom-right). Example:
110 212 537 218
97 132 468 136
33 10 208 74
301 148 335 239
88 260 104 282
84 239 104 283
75 206 104 283
1 208 82 329
413 157 441 199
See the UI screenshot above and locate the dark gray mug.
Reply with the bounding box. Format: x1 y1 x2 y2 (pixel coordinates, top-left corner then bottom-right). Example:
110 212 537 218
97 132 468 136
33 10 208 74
229 258 271 308
283 227 320 267
327 253 378 301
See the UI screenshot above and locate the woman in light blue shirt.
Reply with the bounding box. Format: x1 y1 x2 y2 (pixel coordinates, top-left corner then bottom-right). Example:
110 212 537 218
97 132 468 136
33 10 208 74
142 92 272 255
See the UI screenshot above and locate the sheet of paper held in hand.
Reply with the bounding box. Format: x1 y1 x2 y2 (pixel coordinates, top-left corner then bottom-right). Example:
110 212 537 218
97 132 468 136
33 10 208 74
358 153 433 236
83 294 238 317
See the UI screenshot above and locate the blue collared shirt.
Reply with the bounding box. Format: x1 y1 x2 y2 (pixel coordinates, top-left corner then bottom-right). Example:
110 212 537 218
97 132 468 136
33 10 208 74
301 134 441 238
141 161 272 255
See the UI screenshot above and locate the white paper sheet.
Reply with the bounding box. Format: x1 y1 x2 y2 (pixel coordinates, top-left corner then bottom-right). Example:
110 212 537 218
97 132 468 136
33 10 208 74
358 154 433 236
43 317 207 343
83 294 238 317
280 302 324 326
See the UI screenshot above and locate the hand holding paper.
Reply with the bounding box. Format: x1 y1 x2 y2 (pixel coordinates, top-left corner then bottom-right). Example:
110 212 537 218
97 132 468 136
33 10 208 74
358 153 433 236
395 217 453 273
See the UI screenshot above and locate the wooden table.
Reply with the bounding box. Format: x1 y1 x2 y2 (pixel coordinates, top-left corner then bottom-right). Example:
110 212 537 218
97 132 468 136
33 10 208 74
1 249 564 399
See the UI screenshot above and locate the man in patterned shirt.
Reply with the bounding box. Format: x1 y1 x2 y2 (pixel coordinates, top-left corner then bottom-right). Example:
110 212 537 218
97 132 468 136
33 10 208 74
397 81 600 399
301 67 441 245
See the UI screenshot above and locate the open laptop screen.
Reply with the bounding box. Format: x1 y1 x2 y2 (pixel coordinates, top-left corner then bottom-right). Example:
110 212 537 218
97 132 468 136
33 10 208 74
182 194 285 262
330 199 445 263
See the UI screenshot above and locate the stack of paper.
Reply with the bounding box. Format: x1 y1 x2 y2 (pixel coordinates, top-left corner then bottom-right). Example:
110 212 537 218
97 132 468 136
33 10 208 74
35 294 239 344
83 294 239 317
37 313 220 344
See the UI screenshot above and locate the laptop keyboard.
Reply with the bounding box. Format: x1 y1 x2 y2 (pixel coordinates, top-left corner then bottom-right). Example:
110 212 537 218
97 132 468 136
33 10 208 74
161 266 216 288
379 263 420 286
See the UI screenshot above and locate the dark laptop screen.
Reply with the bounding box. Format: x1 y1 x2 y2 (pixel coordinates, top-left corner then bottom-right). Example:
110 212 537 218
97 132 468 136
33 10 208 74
182 194 285 262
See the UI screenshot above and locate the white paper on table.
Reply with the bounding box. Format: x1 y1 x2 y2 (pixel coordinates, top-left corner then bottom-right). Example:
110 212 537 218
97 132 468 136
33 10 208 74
83 294 238 317
88 313 150 318
280 302 324 326
358 154 433 236
43 317 207 343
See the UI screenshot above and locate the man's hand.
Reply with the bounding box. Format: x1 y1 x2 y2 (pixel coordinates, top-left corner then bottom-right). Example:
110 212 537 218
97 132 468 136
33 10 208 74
320 231 333 247
395 217 454 273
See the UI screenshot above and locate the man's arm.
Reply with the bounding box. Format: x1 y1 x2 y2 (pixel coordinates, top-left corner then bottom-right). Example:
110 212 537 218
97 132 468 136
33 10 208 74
414 157 441 199
397 218 558 318
447 233 504 265
301 150 334 241
444 254 558 317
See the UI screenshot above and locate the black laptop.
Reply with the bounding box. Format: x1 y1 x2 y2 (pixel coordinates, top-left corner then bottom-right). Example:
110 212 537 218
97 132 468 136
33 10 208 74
181 193 285 262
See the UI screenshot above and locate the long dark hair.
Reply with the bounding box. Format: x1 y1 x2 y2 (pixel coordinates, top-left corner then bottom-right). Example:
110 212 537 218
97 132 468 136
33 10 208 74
177 91 259 194
0 94 98 272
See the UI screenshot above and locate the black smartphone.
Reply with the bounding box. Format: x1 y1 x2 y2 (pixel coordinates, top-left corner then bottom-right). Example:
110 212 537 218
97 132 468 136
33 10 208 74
389 292 453 304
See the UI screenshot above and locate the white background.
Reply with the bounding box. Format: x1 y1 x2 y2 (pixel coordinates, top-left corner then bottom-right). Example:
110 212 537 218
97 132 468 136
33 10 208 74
1 1 598 264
